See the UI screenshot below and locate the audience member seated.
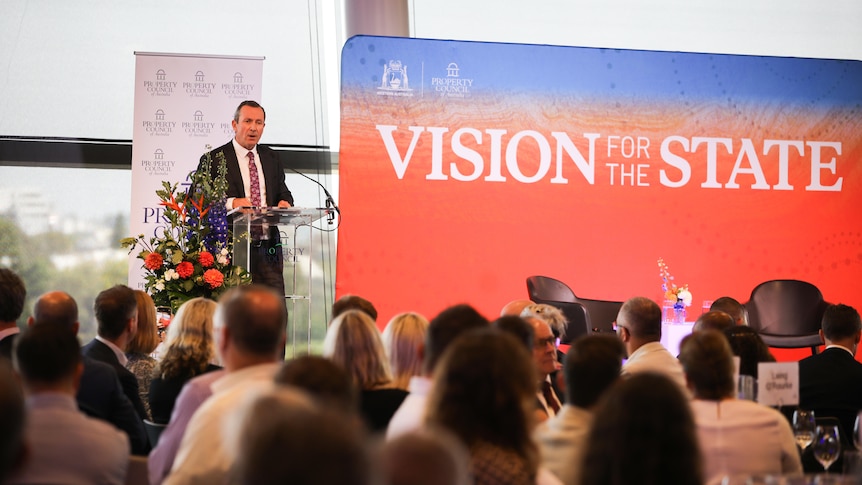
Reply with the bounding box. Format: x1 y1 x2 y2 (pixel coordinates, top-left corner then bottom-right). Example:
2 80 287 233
82 285 149 422
536 334 625 485
148 297 221 424
163 285 285 485
229 388 370 485
0 268 25 361
9 324 129 485
693 310 736 334
324 309 408 433
126 290 159 421
722 325 775 379
523 314 563 422
274 355 358 415
492 315 534 350
500 299 534 317
425 328 559 485
382 312 429 391
522 304 567 406
617 296 687 391
710 296 746 326
798 303 862 451
378 427 472 485
332 294 378 321
678 330 801 484
28 290 148 455
0 361 26 482
580 373 702 485
386 304 488 440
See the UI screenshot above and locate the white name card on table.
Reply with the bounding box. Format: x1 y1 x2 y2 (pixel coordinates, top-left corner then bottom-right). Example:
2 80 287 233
757 362 799 407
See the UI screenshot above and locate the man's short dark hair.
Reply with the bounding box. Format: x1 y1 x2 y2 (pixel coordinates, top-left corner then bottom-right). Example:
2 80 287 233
14 324 81 385
0 268 25 323
564 334 625 407
234 100 266 122
275 356 358 414
94 285 137 340
710 297 745 323
331 295 378 322
678 330 735 400
822 303 862 342
424 304 488 374
491 315 534 350
219 285 286 355
693 311 735 334
618 297 662 339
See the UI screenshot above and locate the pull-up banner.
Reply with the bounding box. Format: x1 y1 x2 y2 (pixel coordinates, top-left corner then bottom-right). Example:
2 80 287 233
129 52 263 290
337 35 862 326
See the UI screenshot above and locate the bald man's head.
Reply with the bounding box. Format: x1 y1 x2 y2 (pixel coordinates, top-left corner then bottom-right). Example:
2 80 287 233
500 299 533 317
30 291 79 334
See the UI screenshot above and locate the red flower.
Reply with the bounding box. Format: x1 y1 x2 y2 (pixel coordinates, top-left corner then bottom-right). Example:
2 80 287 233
176 261 194 279
203 269 224 288
198 251 215 268
144 253 164 271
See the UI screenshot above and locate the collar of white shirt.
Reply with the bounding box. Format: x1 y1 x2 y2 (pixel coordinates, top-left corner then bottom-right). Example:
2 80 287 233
95 335 128 366
825 344 855 357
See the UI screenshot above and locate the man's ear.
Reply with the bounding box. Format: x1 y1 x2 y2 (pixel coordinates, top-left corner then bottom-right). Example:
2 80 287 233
819 329 826 345
26 316 34 327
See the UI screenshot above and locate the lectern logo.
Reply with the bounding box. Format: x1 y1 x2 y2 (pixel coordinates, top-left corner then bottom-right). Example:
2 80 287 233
432 62 473 98
378 60 414 97
183 110 215 138
140 148 177 176
184 71 215 98
144 69 176 97
222 71 255 99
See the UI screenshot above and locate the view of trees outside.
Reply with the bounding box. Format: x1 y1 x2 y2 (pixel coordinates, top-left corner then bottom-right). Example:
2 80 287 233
0 166 131 341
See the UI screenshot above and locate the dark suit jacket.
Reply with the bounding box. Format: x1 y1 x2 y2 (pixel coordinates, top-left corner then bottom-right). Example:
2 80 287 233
200 141 293 207
0 333 17 361
81 339 149 426
799 347 862 447
78 356 149 454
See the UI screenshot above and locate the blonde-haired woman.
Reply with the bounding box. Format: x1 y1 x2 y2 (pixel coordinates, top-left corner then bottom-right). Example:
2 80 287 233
126 290 160 420
324 309 408 432
381 312 429 391
148 297 221 424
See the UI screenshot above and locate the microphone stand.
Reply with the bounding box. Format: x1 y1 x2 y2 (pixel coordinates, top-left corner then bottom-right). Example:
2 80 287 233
287 166 339 224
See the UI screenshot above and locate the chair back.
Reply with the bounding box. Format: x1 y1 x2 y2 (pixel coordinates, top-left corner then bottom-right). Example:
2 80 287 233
526 276 576 303
577 298 624 334
746 279 827 351
143 419 167 448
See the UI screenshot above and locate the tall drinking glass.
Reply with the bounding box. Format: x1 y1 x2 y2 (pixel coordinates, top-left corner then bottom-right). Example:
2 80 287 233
793 409 816 452
812 425 841 472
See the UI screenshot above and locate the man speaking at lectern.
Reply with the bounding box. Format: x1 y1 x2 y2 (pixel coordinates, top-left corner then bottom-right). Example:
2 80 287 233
199 100 294 297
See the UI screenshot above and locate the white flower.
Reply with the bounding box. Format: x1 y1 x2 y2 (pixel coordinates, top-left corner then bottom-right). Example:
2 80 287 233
678 289 693 307
154 280 165 291
164 269 179 281
217 254 229 265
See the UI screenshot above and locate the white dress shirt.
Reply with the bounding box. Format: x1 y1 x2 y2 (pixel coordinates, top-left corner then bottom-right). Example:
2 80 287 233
622 341 687 392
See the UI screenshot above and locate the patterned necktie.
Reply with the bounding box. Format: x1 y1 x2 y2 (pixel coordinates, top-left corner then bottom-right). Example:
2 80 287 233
542 380 561 414
247 151 261 207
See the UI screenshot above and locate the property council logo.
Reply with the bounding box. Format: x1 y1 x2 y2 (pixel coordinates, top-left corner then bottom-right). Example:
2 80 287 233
222 71 255 99
378 60 414 97
142 109 175 137
184 71 215 98
140 148 177 177
183 110 215 138
143 69 176 97
431 62 473 98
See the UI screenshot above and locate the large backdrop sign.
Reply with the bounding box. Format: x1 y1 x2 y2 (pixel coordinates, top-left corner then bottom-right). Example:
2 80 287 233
129 53 262 290
337 36 862 329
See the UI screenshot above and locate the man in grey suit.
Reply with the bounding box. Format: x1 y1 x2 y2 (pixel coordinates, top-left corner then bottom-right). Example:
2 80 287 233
9 324 129 484
198 100 294 296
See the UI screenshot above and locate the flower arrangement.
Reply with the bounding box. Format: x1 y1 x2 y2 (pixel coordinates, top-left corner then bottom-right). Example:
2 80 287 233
658 257 692 307
122 148 250 313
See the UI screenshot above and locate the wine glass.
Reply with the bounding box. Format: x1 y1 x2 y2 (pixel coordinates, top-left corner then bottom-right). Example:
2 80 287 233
854 413 862 451
812 425 841 472
793 409 816 451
